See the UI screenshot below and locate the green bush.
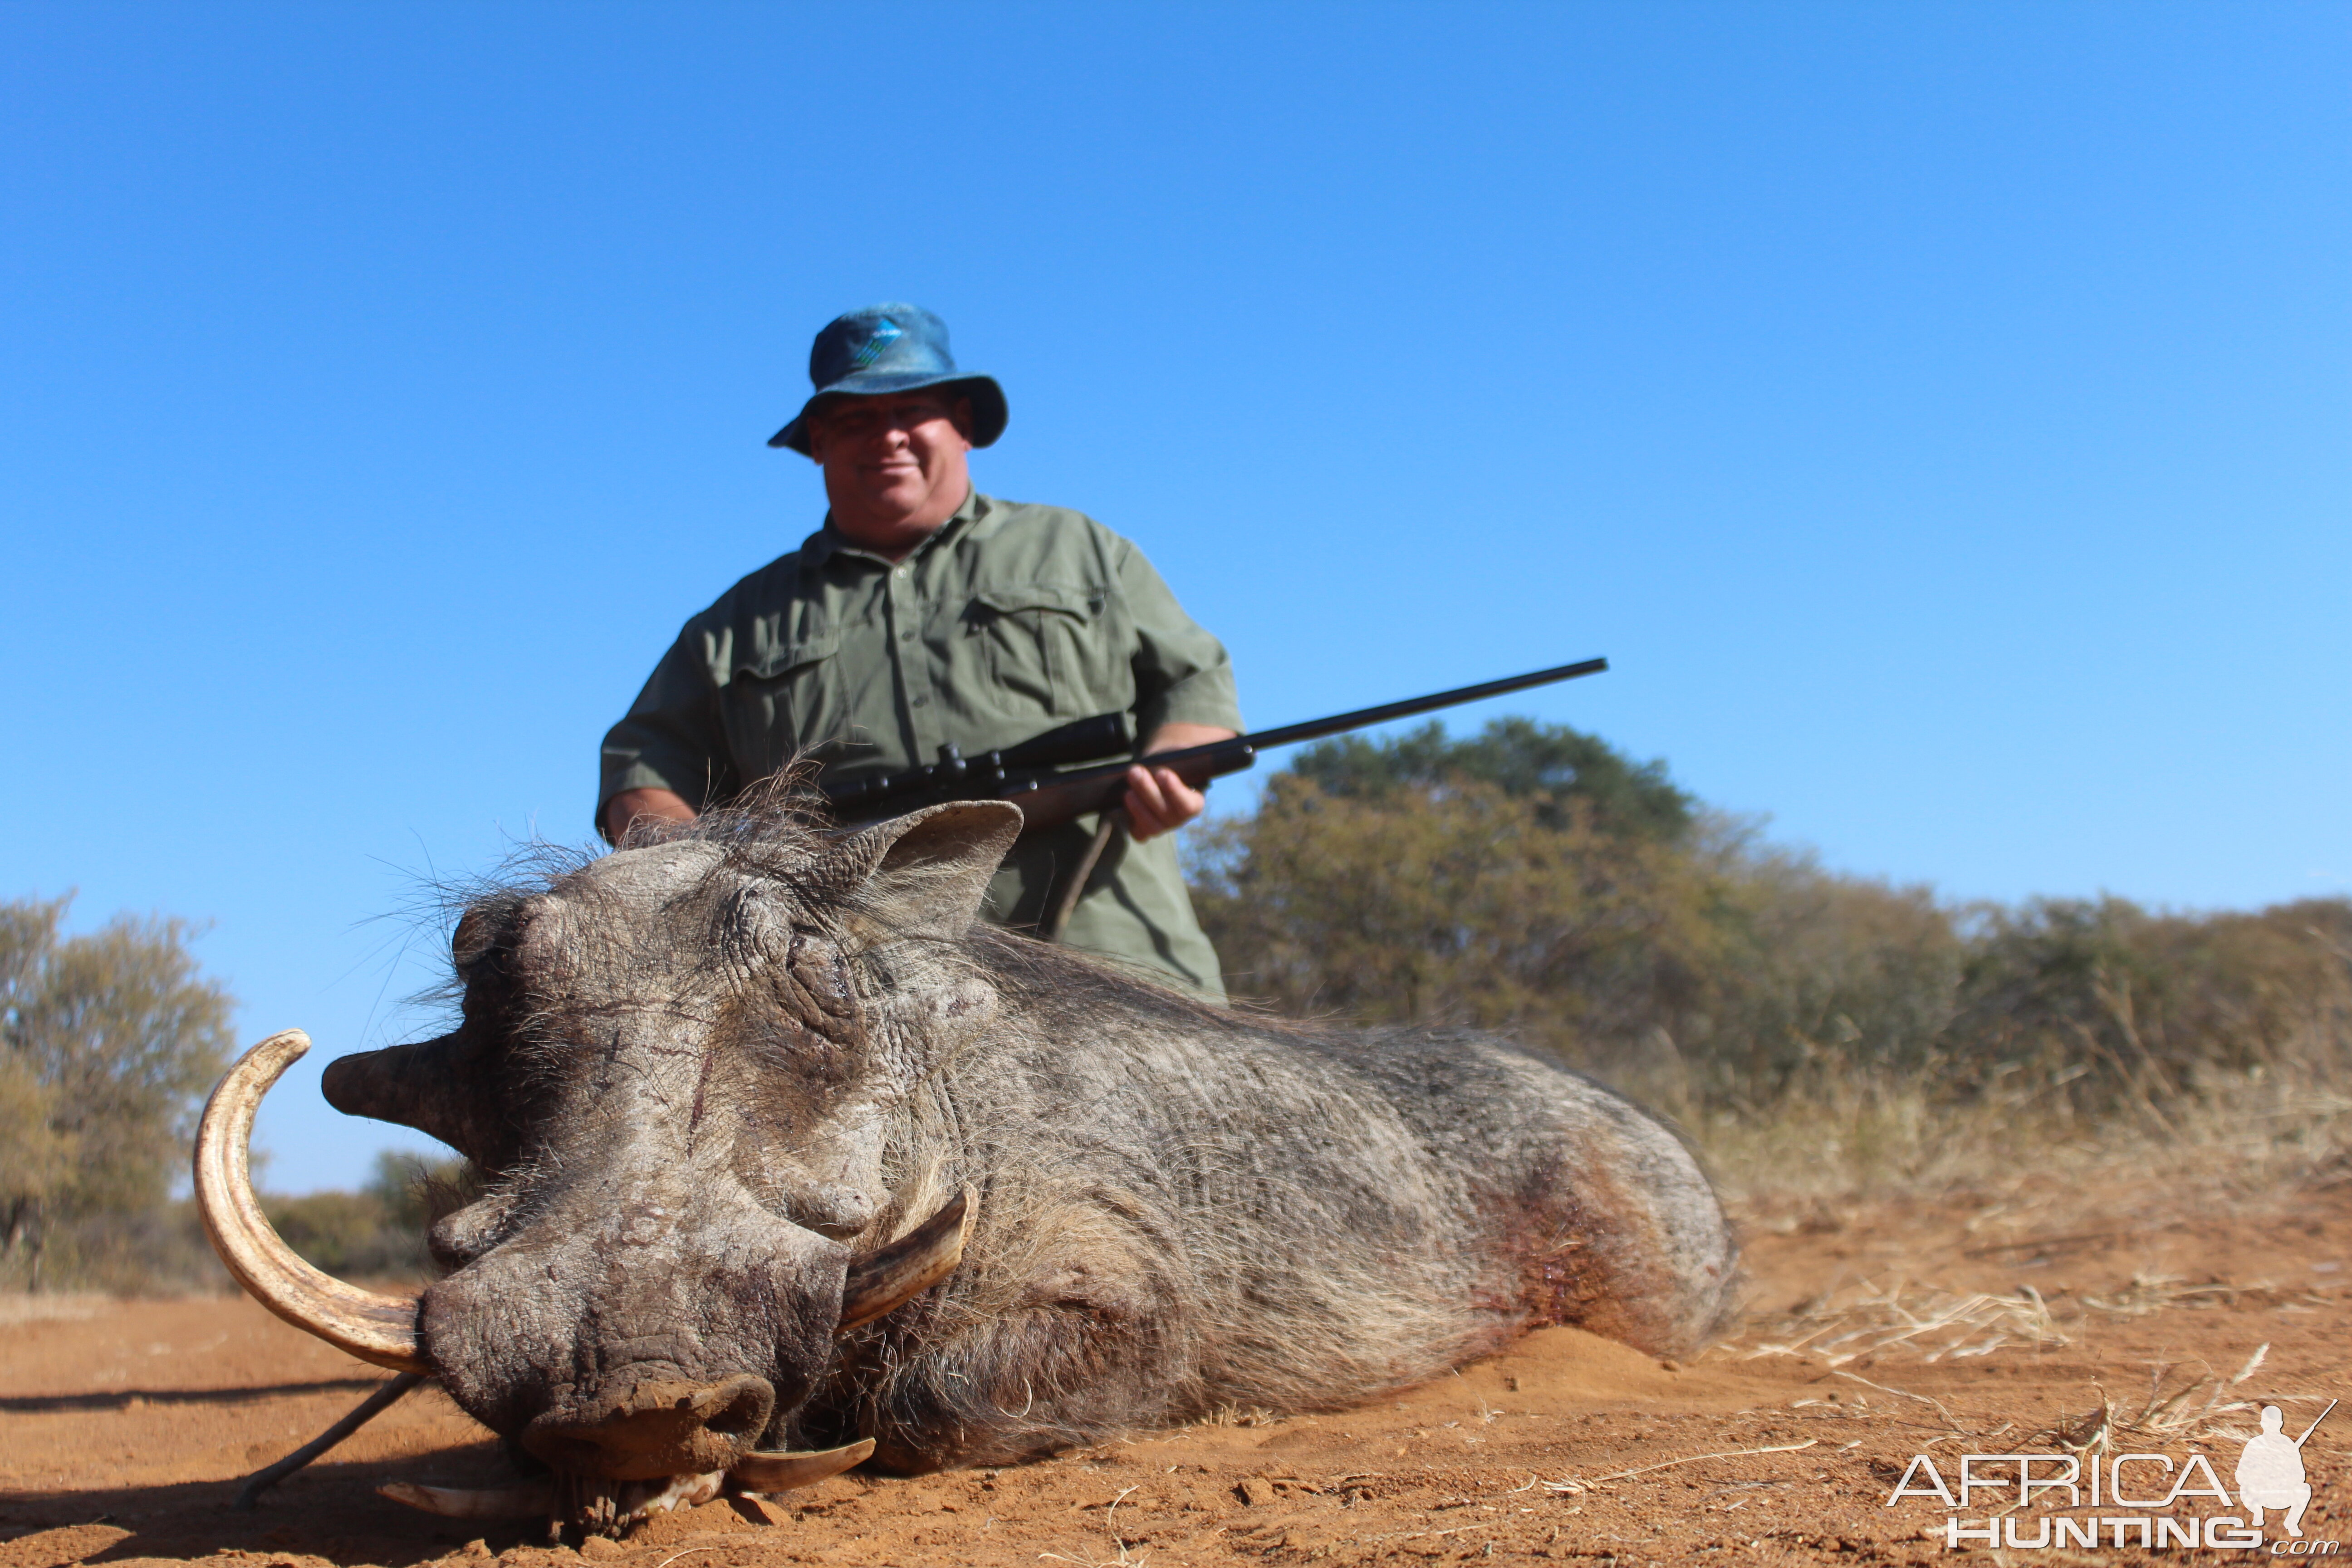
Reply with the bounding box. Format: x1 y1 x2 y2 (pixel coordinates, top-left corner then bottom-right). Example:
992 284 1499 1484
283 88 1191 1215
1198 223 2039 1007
265 1150 475 1283
0 896 235 1290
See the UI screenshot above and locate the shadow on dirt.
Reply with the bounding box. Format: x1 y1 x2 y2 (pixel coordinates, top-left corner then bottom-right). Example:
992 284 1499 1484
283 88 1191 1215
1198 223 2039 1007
0 1379 386 1415
0 1440 548 1568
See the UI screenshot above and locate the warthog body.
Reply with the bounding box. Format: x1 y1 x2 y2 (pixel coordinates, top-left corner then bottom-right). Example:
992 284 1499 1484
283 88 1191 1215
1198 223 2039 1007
301 799 1732 1510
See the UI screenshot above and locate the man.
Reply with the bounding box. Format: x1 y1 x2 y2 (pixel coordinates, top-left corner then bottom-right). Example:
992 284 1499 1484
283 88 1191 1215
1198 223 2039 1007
598 304 1240 994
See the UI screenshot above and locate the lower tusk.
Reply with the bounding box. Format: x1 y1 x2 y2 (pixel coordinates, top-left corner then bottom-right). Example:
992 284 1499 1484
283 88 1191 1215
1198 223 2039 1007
838 1187 975 1333
378 1480 556 1520
729 1438 876 1494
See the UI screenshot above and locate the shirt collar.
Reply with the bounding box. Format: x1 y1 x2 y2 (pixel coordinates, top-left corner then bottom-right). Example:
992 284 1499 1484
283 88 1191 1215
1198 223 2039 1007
800 490 990 570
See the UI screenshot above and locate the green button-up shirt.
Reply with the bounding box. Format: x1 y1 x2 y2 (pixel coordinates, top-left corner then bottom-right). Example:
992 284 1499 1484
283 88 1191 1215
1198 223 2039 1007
599 492 1241 993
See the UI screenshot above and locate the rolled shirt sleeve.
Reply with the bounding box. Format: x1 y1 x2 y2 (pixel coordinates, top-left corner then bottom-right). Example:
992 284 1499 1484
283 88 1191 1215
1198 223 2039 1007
598 625 739 821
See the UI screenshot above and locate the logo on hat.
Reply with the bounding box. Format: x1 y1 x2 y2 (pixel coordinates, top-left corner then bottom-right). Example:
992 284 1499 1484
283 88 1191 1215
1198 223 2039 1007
849 317 903 370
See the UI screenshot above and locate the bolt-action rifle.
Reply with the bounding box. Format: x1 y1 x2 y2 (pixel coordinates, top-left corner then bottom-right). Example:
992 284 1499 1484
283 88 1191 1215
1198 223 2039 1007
823 656 1609 836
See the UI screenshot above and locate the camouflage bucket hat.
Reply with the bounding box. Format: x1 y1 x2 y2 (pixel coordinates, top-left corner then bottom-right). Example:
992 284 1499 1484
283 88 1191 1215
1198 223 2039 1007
768 303 1008 454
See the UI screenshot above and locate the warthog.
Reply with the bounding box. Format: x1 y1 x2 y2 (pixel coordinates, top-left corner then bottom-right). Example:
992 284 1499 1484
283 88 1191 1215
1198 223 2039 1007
196 798 1735 1534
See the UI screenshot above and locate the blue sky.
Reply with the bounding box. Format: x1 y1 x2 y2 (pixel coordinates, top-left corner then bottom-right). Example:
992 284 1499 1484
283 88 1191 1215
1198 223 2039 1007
5 2 2345 1193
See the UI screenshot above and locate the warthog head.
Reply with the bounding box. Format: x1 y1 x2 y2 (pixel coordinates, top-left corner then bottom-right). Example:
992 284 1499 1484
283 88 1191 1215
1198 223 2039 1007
193 802 1022 1534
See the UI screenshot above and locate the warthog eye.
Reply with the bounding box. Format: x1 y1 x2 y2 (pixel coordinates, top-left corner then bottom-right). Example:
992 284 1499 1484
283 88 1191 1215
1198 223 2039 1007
786 930 857 1021
428 1191 517 1269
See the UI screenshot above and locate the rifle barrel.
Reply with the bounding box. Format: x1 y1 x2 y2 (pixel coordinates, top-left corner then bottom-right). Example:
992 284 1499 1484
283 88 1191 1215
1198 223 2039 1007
1237 656 1609 753
997 655 1611 810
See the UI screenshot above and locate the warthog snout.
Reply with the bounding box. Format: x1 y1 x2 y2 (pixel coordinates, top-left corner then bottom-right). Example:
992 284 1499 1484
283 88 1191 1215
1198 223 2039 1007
522 1375 776 1481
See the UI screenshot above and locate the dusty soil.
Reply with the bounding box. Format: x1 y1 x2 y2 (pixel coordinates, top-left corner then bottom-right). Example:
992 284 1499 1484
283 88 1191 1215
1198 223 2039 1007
5 1181 2348 1567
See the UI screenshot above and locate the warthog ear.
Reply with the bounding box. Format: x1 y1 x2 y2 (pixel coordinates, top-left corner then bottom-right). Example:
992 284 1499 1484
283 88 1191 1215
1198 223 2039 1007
829 800 1024 948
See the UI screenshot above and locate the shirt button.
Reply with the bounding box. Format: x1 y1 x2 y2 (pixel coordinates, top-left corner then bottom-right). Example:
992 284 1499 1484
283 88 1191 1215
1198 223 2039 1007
899 630 914 642
911 695 929 707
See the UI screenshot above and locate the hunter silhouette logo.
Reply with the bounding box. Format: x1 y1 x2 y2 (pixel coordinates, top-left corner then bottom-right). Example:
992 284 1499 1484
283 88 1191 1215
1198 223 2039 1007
2239 1400 2335 1538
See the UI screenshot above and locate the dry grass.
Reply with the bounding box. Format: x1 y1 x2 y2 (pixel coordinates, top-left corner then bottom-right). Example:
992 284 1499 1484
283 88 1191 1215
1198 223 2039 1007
1691 1094 2047 1206
1195 1403 1279 1429
1689 1054 2352 1210
2030 1343 2318 1451
2079 1274 2349 1318
1726 1278 2069 1369
1536 1438 1822 1495
0 1291 112 1326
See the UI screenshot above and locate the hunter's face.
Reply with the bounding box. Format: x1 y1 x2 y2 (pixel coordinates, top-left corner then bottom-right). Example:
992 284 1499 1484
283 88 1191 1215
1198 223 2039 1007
806 390 973 551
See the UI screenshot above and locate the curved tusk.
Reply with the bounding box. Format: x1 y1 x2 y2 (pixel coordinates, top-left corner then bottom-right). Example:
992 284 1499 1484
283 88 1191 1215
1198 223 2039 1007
194 1030 430 1374
838 1186 976 1333
729 1438 876 1494
379 1480 555 1520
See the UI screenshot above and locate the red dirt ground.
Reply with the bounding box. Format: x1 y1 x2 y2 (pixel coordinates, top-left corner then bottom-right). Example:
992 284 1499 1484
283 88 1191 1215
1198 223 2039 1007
5 1181 2347 1567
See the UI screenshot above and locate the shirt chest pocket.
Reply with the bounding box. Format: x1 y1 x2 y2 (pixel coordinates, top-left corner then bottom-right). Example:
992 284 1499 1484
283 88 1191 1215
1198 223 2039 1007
965 584 1121 719
724 632 841 779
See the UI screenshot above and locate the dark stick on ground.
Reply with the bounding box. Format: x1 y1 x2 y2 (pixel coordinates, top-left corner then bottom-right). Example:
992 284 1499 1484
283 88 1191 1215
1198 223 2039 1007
231 1372 428 1510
